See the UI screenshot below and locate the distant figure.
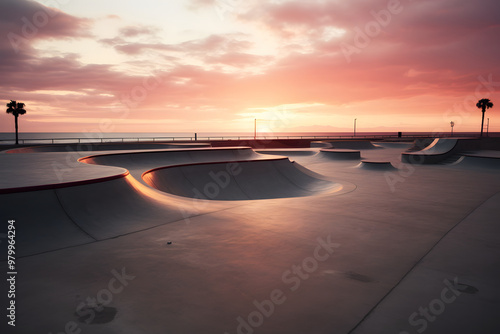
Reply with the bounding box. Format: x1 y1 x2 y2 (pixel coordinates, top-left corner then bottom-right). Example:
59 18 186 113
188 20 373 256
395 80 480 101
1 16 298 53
476 98 493 137
6 100 26 145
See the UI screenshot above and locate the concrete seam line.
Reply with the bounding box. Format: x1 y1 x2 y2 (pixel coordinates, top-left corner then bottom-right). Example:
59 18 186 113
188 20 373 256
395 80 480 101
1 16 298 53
347 190 500 334
223 162 252 200
272 160 312 193
54 188 98 242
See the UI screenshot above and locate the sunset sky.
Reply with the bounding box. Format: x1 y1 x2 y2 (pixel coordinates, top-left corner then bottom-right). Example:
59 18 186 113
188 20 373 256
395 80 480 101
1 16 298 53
1 0 499 134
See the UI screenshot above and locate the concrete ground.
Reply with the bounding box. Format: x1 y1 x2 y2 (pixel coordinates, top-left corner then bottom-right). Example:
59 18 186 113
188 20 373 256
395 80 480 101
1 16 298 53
0 142 499 334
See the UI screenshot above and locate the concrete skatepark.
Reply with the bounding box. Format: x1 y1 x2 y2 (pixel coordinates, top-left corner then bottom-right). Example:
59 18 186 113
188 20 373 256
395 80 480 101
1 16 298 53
1 138 499 333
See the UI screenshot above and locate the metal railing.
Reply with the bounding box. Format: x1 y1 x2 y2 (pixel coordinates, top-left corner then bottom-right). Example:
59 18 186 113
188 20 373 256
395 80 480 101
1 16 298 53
0 133 476 146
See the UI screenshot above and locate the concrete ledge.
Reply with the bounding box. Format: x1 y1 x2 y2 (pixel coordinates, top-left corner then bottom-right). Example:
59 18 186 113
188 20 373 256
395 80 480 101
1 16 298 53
327 140 381 150
0 171 129 194
255 149 317 156
320 148 361 160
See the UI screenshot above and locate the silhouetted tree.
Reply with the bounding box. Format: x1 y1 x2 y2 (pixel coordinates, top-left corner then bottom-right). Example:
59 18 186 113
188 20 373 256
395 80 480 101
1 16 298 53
6 100 27 145
476 98 493 137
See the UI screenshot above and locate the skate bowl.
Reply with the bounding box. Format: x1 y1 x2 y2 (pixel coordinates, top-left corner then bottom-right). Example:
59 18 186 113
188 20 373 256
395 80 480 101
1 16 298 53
80 147 348 200
80 147 262 167
319 149 361 160
79 147 266 181
143 158 342 200
357 160 397 171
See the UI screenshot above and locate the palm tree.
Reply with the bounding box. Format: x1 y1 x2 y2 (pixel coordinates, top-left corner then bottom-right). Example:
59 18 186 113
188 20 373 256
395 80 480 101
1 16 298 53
476 98 493 137
6 100 27 145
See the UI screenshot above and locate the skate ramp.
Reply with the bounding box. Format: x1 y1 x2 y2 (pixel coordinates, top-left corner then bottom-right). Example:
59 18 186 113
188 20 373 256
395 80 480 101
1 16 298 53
0 188 96 257
405 138 435 151
415 138 458 154
0 174 208 258
143 158 341 200
402 138 459 164
452 151 500 170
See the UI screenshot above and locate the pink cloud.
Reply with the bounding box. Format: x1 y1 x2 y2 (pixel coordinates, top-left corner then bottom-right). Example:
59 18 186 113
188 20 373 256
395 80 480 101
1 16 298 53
204 52 272 67
0 0 92 53
1 0 500 133
103 33 253 61
119 25 159 37
113 42 178 55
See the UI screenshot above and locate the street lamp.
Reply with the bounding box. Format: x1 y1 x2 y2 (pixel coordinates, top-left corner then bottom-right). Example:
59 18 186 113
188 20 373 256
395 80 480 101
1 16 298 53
354 118 357 137
450 121 455 136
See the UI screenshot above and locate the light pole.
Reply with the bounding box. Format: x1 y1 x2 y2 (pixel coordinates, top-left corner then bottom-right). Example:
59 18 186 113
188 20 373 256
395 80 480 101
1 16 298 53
487 118 490 137
450 121 455 136
254 118 256 140
354 118 357 137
